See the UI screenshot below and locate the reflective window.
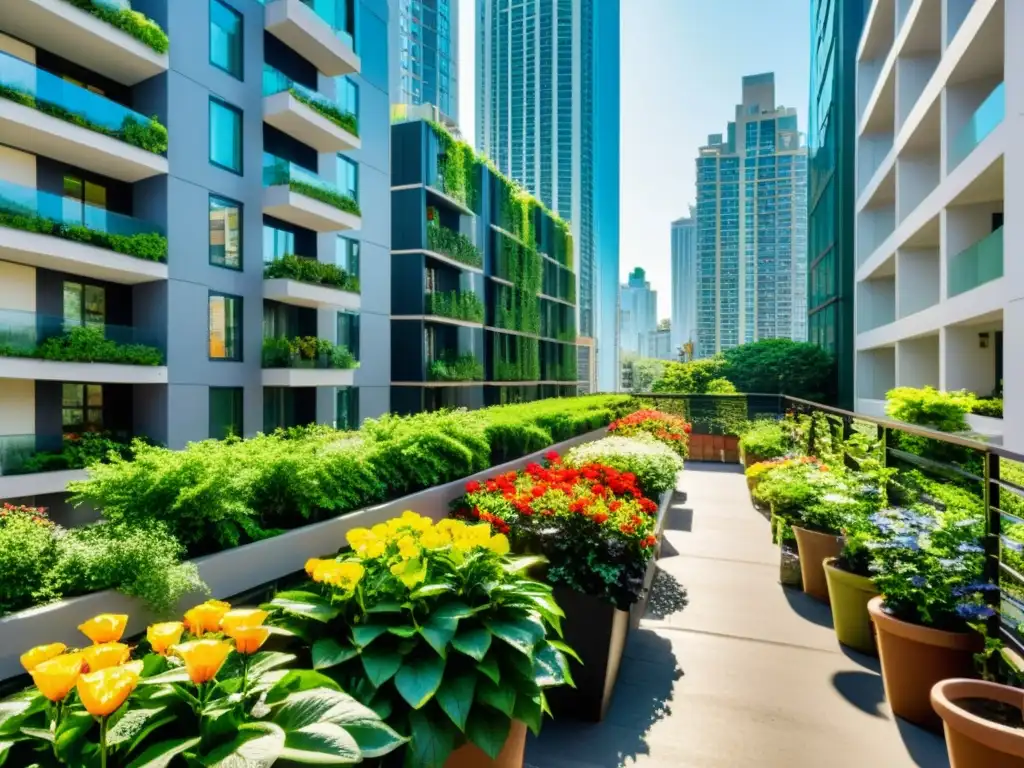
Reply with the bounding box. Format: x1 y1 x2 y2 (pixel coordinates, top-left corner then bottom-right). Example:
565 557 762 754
63 384 103 432
209 292 243 360
337 310 359 360
336 387 359 430
337 156 358 201
63 281 106 330
209 386 243 439
209 98 243 174
210 0 243 79
264 225 295 263
209 195 242 269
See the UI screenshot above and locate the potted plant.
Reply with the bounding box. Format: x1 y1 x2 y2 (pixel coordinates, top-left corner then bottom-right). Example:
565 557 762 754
738 420 792 469
267 511 574 768
794 493 875 603
1 606 400 765
867 506 990 730
824 528 880 653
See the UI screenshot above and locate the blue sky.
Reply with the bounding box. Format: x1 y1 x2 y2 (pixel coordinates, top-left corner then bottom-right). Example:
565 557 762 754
458 0 811 318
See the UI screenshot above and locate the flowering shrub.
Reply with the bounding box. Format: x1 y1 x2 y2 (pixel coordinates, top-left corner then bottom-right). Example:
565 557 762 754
268 511 572 767
608 409 691 459
738 419 792 461
564 434 683 497
0 604 400 765
456 455 661 608
750 456 836 518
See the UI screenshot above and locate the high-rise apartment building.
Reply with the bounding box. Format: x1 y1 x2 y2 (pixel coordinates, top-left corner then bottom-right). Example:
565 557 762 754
390 0 458 123
475 0 620 393
854 0 1018 448
0 0 390 506
670 206 697 357
695 73 808 359
620 267 657 356
808 0 868 409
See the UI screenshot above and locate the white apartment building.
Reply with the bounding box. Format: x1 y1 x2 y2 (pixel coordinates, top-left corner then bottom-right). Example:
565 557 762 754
854 0 1019 446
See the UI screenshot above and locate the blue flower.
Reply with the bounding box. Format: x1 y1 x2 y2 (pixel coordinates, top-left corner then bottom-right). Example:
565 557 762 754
955 603 996 621
953 581 1000 597
939 557 966 569
1003 537 1024 553
909 575 928 588
958 542 985 555
893 535 921 551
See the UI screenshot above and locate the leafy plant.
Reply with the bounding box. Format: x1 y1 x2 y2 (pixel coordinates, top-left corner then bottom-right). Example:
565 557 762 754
799 493 874 536
608 409 691 459
721 339 834 400
289 180 361 216
491 334 540 382
565 434 683 498
268 511 573 767
0 326 163 366
429 121 478 210
426 223 483 268
650 357 728 394
885 387 976 432
971 397 1003 418
0 205 167 262
427 352 484 382
65 0 169 53
738 419 792 461
427 290 485 323
290 87 358 135
264 253 359 292
15 432 139 475
0 504 57 614
261 336 358 370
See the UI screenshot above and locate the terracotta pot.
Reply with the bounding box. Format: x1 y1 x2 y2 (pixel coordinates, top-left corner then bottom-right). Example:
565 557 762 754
444 721 527 768
868 596 981 731
792 526 843 603
932 679 1024 768
823 558 878 654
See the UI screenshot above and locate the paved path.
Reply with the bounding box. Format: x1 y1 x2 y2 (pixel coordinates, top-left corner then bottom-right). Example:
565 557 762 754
526 462 950 768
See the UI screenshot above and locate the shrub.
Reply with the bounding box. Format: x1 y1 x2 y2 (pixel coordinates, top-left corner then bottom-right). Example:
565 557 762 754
971 397 1004 418
264 253 359 292
738 419 792 461
565 434 683 497
721 338 834 400
705 377 736 394
0 505 57 613
608 409 691 459
885 386 975 432
66 0 169 53
0 326 164 366
427 352 484 381
427 289 485 323
650 357 727 393
16 432 137 474
290 179 361 216
426 223 483 268
261 336 357 369
0 207 168 262
290 87 358 135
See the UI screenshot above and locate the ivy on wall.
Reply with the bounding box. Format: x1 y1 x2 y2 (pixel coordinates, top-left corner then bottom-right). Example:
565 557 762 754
428 121 478 211
543 342 578 382
491 334 540 382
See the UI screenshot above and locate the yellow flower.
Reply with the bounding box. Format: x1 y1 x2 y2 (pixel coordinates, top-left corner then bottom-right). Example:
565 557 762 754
20 643 66 673
390 557 427 588
371 523 389 539
313 560 365 590
82 643 130 672
228 626 271 655
363 539 387 558
346 527 371 548
487 534 510 555
396 534 420 560
30 653 84 702
175 639 234 684
388 511 431 536
305 558 324 577
220 609 268 634
184 600 231 635
419 527 451 549
78 614 128 644
76 664 141 718
346 527 387 559
147 622 184 655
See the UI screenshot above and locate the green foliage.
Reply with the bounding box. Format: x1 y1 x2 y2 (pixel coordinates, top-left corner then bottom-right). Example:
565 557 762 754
0 505 57 614
426 290 485 323
566 434 683 497
0 326 163 366
885 386 975 432
426 353 484 382
971 397 1003 418
426 223 483 268
261 336 358 370
289 87 358 135
429 121 478 210
264 253 359 292
16 432 139 475
705 377 737 394
543 342 577 382
491 334 540 382
65 0 169 53
289 179 361 216
650 357 727 393
493 282 540 335
799 494 874 536
738 420 792 461
0 207 167 262
720 339 834 400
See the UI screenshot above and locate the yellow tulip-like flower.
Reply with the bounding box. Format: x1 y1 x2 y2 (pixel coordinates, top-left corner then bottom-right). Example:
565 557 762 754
184 600 231 635
220 609 268 634
30 652 84 702
312 560 365 590
228 626 271 655
487 533 510 555
175 639 233 684
76 664 141 718
305 558 324 577
388 511 431 536
78 614 128 645
82 643 130 672
370 523 389 539
147 622 184 655
396 534 421 560
390 557 427 588
20 643 67 673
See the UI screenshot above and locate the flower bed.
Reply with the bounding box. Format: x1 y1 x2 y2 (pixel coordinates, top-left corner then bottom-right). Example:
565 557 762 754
563 434 683 499
608 409 691 459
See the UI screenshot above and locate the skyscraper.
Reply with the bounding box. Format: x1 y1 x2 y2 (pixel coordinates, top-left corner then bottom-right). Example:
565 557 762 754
695 73 808 359
620 268 657 356
808 0 867 409
671 206 697 357
476 0 620 393
391 0 459 123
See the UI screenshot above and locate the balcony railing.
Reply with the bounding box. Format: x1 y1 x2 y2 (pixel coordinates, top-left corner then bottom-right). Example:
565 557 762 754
948 83 1004 172
0 50 167 154
0 177 167 262
0 430 133 476
261 336 357 369
948 225 1003 298
298 0 355 51
262 153 360 216
0 309 164 364
263 64 358 136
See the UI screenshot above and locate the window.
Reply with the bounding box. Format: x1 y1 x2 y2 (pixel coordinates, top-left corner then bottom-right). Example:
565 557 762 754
337 156 358 201
63 175 107 226
264 225 295 263
210 0 243 79
338 78 358 121
209 195 242 269
210 98 243 174
209 292 243 360
337 310 359 360
62 384 103 432
63 282 106 330
338 236 359 279
336 387 359 430
209 386 243 439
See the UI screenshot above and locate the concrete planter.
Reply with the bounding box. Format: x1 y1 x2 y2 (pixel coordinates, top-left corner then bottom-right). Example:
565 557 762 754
0 427 608 681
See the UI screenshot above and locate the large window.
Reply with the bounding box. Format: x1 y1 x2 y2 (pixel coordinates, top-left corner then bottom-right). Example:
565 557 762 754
209 292 243 360
63 282 105 329
210 98 243 174
336 387 359 430
264 224 295 263
209 386 243 439
62 175 107 223
337 310 359 360
63 384 103 432
210 0 243 79
209 195 242 269
338 236 359 278
337 156 358 201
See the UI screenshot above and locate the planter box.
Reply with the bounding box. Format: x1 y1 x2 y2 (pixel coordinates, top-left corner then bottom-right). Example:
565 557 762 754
0 428 608 682
688 434 740 463
652 487 674 560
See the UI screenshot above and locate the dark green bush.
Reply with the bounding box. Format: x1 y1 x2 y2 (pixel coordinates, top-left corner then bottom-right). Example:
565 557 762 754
426 352 484 381
426 289 484 322
264 253 359 292
0 505 58 614
721 339 834 400
290 88 358 135
0 326 163 366
426 222 483 267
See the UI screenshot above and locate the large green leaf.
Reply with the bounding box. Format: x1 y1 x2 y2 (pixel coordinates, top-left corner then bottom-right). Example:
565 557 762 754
502 555 547 574
476 654 500 686
387 625 418 638
0 692 44 736
279 722 361 764
548 639 582 664
432 601 473 620
126 737 201 768
266 670 342 705
484 618 544 657
343 720 407 759
513 693 544 737
311 639 358 671
54 710 94 754
272 688 380 732
360 648 403 688
137 668 190 686
435 672 476 731
451 627 491 662
394 655 446 709
105 707 167 747
465 706 511 761
270 598 340 623
476 678 515 717
407 709 456 768
352 622 389 648
248 652 296 680
270 590 325 603
420 615 458 658
410 583 454 599
202 722 285 767
533 642 573 688
365 600 404 614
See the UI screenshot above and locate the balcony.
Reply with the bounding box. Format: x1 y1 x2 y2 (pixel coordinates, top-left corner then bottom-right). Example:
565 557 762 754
263 65 359 153
264 254 360 311
0 310 167 384
948 225 1003 298
0 178 167 284
261 335 358 386
3 0 169 86
0 431 123 499
264 0 360 77
948 83 1004 173
0 51 168 182
262 154 361 233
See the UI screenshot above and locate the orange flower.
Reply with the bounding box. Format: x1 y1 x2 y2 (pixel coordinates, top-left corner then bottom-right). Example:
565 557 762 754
175 640 233 684
20 643 66 673
220 609 268 635
76 662 142 718
147 622 184 655
78 614 128 644
184 600 231 635
30 653 84 702
82 643 130 672
228 626 270 655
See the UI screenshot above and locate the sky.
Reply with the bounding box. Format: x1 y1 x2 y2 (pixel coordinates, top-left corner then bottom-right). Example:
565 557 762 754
458 0 811 319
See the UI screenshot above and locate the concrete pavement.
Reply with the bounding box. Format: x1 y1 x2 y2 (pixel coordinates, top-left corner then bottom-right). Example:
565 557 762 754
526 462 950 768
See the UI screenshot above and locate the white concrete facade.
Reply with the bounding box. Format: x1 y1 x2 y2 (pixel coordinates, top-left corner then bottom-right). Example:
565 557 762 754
854 0 1020 447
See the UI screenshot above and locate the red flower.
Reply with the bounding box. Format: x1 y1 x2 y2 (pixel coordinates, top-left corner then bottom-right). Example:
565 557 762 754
503 491 515 501
466 480 481 493
531 486 546 498
486 481 498 492
609 501 622 512
591 484 606 496
620 523 636 535
592 512 609 524
641 535 658 549
545 451 560 462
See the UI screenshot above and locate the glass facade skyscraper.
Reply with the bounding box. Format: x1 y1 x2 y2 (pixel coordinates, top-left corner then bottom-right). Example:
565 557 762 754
695 73 808 359
671 207 697 355
391 0 458 122
808 0 868 408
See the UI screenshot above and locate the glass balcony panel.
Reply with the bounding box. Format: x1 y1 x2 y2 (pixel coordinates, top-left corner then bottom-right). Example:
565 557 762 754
0 309 164 354
0 433 65 476
262 153 352 202
949 83 1005 172
262 64 357 127
299 0 355 50
948 226 1003 298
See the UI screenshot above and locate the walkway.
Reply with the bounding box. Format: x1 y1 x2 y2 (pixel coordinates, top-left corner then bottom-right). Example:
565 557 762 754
525 463 950 768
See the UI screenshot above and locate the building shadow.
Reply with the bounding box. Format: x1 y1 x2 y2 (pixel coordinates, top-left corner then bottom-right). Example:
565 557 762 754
781 585 835 629
831 670 887 718
684 461 744 474
838 643 881 673
644 568 689 620
662 505 693 532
